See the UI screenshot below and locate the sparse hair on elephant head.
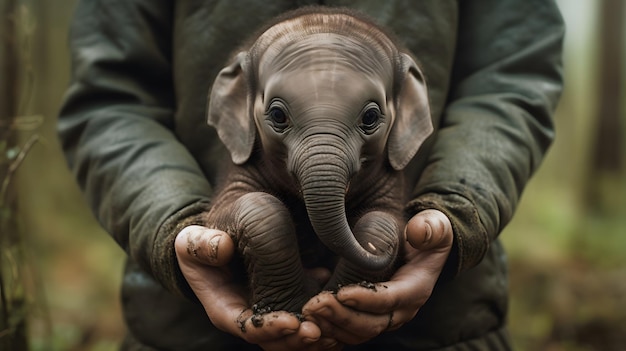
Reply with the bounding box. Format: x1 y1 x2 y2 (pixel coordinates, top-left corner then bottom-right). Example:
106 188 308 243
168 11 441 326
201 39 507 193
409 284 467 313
209 6 432 170
205 6 433 313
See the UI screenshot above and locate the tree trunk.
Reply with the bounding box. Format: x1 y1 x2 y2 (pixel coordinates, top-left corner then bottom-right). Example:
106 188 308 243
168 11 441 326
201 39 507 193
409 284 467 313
584 0 625 214
0 0 30 349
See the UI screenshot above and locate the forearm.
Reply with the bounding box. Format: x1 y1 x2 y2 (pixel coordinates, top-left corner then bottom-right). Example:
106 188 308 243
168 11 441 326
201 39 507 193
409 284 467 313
408 0 564 273
58 0 212 295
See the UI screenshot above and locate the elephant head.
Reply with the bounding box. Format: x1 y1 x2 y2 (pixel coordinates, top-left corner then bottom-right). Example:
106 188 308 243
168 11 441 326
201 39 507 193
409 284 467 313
207 9 433 272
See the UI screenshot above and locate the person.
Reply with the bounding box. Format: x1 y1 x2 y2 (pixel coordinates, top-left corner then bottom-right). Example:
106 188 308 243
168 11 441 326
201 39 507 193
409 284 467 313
57 1 564 350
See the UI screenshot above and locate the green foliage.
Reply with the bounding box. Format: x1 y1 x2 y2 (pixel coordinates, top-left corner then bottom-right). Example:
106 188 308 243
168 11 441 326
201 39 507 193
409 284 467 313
1 2 46 349
502 167 626 350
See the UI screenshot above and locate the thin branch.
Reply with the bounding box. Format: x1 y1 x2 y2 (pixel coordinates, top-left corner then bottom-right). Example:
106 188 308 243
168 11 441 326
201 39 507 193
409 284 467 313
0 279 7 338
0 327 14 338
0 133 39 206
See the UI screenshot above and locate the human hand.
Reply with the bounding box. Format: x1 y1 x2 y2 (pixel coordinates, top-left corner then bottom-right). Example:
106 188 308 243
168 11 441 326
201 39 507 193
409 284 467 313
174 225 341 351
301 209 454 345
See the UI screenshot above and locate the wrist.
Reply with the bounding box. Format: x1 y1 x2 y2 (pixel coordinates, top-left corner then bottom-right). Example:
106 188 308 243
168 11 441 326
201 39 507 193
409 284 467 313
152 200 213 300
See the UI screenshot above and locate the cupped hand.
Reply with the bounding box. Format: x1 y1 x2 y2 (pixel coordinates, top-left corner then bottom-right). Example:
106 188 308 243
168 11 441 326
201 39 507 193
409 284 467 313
174 225 340 351
301 209 454 345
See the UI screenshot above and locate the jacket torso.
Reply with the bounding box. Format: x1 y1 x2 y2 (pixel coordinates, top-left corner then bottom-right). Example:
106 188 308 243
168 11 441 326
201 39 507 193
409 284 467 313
59 0 565 346
121 1 509 350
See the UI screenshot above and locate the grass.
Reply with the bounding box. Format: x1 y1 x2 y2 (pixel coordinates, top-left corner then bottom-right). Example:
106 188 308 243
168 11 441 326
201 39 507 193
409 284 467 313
502 173 626 351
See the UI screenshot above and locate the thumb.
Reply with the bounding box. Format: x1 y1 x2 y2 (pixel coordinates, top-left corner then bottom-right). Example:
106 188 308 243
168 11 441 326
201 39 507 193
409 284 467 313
404 209 453 251
174 225 235 267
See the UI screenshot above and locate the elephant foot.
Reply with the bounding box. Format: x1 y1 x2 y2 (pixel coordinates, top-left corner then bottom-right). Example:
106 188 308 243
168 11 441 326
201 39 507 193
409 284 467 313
244 303 306 330
249 302 275 328
248 300 306 328
348 280 380 292
231 192 319 314
251 274 318 314
325 257 397 292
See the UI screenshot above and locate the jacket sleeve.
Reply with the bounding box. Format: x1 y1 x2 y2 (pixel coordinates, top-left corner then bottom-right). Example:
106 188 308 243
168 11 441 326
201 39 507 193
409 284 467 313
58 0 211 297
407 0 565 274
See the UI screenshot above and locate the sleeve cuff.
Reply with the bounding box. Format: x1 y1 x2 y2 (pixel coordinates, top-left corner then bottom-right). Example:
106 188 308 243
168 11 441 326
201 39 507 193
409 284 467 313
151 200 213 301
406 192 489 277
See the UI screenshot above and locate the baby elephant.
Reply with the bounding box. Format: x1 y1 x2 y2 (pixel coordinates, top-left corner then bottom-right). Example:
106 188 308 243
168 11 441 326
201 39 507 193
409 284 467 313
205 7 433 313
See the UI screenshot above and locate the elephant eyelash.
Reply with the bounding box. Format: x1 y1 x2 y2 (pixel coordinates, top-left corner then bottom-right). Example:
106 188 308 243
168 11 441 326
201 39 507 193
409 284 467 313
359 103 384 135
265 100 291 132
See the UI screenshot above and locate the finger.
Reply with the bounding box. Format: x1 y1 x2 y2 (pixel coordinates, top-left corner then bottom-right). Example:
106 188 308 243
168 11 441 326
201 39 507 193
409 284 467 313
333 281 422 328
189 269 304 343
201 287 307 345
405 209 453 252
261 338 341 351
256 320 337 351
302 210 455 344
315 337 343 351
303 291 389 344
333 211 454 317
175 225 234 266
174 232 299 343
173 227 321 349
236 310 306 345
335 239 450 313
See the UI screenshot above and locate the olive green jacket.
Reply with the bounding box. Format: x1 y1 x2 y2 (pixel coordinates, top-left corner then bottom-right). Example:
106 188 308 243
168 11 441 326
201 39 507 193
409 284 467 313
58 0 564 349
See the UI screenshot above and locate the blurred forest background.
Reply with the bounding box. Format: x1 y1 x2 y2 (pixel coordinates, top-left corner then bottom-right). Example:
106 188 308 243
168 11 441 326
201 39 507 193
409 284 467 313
1 0 624 350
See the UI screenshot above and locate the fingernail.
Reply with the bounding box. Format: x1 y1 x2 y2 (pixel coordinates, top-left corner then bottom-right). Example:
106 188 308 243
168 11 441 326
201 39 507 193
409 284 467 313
321 339 338 349
310 306 330 316
282 328 298 336
423 223 433 244
302 336 319 344
207 234 221 262
340 298 357 307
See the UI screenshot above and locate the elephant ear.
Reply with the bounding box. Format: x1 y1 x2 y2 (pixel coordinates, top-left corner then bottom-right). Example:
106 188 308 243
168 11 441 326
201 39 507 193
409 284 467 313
388 53 434 171
207 52 254 165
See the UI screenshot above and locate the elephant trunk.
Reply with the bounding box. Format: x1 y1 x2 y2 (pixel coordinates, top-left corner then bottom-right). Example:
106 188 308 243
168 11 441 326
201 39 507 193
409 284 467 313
293 142 393 271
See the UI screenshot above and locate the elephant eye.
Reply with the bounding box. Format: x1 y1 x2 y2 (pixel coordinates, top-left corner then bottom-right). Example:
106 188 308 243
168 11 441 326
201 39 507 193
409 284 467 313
360 106 382 134
266 103 290 132
269 107 287 124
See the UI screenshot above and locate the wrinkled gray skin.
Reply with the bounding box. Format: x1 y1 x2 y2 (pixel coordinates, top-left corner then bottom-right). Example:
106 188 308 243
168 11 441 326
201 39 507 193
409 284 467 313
206 9 433 313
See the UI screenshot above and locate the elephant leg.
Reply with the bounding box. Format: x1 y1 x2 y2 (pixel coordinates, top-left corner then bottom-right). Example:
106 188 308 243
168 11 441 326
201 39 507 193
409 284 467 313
231 192 314 313
324 211 402 290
